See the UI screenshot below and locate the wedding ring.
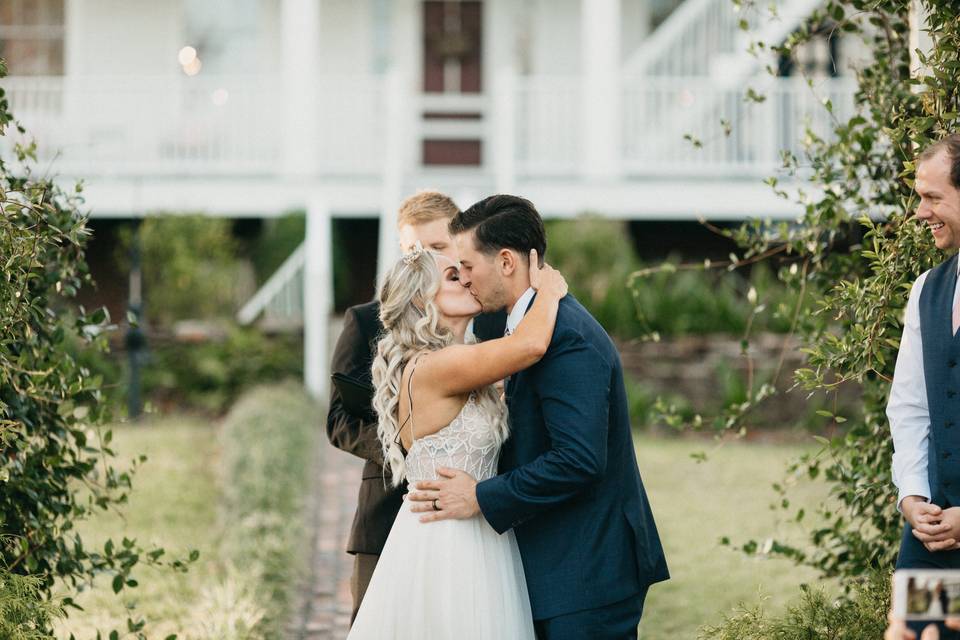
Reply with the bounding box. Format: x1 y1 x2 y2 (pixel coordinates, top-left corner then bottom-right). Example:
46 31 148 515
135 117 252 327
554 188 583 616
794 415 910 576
432 499 441 511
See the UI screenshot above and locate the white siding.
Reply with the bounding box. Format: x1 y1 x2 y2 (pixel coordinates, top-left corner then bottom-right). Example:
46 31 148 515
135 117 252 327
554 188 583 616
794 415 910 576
67 0 181 76
318 0 374 75
528 0 581 75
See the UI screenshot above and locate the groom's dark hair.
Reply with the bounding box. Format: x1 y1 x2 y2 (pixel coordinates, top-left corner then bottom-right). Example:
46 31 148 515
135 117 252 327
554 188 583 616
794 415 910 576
449 195 547 266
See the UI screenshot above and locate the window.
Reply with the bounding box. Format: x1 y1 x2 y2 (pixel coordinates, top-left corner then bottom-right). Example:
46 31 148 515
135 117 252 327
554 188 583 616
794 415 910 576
0 0 65 75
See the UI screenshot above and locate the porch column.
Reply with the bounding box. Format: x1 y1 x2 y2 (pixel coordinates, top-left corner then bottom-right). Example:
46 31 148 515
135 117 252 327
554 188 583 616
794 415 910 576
493 65 516 194
281 0 321 177
63 0 84 76
303 197 332 399
489 0 517 193
376 68 409 287
374 0 418 286
581 0 621 181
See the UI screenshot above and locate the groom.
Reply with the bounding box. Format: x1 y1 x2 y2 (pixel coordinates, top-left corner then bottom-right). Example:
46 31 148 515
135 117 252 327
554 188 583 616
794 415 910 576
409 195 669 639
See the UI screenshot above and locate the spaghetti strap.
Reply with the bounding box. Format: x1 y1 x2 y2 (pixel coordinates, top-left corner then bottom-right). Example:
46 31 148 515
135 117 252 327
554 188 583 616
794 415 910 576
401 353 423 447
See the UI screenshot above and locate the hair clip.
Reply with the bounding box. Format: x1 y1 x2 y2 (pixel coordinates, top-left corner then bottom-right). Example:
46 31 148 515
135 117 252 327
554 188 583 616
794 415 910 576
402 240 425 266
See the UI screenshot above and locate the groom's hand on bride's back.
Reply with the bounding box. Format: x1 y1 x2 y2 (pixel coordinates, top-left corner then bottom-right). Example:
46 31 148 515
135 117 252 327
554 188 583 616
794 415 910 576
408 468 480 522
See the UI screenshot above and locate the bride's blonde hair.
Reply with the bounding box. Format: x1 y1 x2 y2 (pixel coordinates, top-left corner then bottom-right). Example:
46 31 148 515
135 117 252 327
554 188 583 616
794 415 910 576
371 249 508 486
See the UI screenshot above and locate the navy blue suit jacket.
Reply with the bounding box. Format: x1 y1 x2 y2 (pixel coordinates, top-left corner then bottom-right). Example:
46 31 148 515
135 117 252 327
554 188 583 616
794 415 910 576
476 295 669 620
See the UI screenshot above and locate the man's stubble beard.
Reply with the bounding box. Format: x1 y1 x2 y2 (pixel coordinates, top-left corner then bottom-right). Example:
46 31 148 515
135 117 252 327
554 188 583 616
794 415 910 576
484 280 510 314
471 282 506 314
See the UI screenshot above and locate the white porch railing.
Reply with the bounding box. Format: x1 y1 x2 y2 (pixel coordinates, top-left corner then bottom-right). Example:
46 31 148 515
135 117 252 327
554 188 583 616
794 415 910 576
505 74 857 179
620 76 857 176
625 0 744 76
1 75 387 178
514 76 582 177
2 71 856 184
317 75 387 177
3 76 282 175
236 241 305 328
623 0 825 78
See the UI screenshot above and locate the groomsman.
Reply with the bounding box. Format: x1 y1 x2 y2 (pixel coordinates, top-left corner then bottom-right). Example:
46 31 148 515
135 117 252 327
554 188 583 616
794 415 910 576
326 190 505 623
889 134 960 638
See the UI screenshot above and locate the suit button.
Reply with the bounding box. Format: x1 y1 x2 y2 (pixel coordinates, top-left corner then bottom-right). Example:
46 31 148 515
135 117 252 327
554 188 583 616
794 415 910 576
948 421 956 428
945 452 953 459
948 482 953 488
950 391 957 398
951 360 958 368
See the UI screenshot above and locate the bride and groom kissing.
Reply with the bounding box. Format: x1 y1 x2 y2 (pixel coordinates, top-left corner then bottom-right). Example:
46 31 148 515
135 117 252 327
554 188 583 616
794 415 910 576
328 192 669 639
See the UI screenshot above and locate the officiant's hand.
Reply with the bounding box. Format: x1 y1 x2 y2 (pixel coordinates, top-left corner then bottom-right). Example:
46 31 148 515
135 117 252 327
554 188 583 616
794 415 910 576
911 505 960 552
885 612 960 639
408 468 480 523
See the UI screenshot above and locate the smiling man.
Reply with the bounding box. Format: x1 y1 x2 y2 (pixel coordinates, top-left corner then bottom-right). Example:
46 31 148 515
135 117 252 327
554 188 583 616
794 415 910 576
889 134 960 638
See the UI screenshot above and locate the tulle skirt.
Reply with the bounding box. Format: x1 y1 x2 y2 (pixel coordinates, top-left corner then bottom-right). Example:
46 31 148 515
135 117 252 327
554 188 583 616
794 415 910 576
347 497 536 640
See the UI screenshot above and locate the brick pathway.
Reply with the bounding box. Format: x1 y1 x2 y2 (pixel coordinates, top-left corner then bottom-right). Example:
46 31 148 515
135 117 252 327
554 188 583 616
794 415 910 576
289 433 364 640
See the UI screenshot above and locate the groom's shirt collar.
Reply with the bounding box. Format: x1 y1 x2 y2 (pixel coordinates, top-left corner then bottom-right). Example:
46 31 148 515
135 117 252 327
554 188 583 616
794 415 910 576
505 287 536 335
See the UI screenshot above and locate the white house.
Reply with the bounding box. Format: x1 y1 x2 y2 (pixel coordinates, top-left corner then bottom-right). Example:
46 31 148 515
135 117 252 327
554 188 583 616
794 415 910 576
1 0 860 395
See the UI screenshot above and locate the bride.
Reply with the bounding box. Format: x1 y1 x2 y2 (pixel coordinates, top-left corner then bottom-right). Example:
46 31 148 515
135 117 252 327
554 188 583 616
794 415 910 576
347 245 567 639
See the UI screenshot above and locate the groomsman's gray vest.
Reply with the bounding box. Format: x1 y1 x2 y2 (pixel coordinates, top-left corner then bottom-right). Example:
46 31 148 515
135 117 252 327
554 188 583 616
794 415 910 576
920 253 960 507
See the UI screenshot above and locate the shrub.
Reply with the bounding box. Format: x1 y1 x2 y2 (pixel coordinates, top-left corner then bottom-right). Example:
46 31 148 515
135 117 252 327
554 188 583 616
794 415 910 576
638 1 958 634
117 214 254 327
219 384 319 637
142 325 303 414
251 211 305 286
629 259 799 338
0 569 64 638
0 58 194 636
546 216 796 338
704 0 960 582
700 572 890 640
545 215 643 338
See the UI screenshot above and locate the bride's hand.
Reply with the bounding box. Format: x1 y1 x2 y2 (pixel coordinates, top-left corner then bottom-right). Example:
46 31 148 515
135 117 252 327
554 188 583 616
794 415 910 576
528 249 568 300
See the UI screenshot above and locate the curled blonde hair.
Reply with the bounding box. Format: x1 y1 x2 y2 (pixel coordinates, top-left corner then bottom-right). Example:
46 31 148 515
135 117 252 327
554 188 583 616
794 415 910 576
371 250 508 486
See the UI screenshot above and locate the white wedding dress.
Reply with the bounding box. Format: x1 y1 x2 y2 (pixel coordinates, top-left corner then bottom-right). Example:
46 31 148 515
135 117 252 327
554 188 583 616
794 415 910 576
347 388 536 640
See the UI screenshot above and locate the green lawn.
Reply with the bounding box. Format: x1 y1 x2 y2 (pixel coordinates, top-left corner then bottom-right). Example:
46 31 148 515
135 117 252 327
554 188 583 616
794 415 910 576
55 417 222 639
52 418 829 639
637 435 833 638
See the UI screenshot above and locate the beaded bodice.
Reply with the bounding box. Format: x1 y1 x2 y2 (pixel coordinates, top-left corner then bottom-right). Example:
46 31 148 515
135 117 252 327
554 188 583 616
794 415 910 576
404 392 504 484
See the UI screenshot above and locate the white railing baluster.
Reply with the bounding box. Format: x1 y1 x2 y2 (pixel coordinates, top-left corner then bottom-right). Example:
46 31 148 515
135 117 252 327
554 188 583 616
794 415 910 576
237 242 306 327
616 76 856 177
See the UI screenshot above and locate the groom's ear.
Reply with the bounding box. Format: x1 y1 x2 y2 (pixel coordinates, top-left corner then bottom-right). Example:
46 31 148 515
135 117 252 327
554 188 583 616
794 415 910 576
497 248 518 276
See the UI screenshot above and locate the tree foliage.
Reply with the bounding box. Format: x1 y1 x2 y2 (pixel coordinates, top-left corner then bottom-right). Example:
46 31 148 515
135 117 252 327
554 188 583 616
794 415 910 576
633 0 960 584
699 571 890 640
116 214 251 328
0 59 194 637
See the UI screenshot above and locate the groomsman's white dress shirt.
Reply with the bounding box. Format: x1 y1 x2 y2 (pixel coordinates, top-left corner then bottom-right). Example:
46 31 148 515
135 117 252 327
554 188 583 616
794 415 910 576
888 262 960 509
505 287 536 336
